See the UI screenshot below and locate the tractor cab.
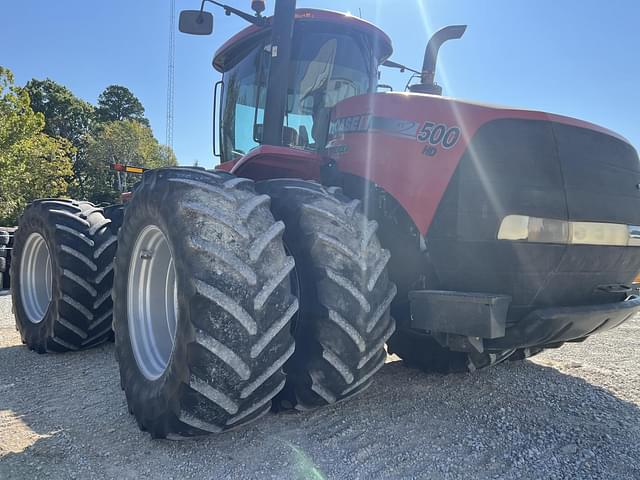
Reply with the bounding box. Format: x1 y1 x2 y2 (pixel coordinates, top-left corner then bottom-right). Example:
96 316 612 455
211 10 392 165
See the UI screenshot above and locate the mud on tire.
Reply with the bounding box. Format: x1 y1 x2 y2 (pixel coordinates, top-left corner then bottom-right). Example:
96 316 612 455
11 200 117 352
257 179 397 410
113 168 297 438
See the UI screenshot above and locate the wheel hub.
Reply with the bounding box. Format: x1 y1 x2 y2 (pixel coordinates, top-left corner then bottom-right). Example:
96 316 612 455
128 225 178 380
19 233 52 324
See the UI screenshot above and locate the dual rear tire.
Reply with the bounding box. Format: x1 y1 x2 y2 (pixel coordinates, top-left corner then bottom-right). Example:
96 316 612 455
112 172 396 437
11 200 116 352
11 171 396 438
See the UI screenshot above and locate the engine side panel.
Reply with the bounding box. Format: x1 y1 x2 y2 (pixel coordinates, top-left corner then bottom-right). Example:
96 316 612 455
327 93 470 235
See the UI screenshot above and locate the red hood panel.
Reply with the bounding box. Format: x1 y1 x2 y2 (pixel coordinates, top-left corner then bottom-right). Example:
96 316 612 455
327 92 629 235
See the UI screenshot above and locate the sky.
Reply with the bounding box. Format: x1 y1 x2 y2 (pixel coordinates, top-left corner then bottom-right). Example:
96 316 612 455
2 0 639 167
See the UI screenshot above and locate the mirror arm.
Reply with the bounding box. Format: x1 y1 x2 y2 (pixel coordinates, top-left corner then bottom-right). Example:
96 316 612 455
200 0 268 26
382 60 421 75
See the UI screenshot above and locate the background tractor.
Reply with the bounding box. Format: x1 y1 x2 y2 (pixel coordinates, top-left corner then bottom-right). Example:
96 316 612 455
8 0 640 438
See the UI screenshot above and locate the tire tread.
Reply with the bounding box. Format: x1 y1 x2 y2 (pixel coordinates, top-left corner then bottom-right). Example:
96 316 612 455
113 168 297 437
257 179 397 410
12 199 117 352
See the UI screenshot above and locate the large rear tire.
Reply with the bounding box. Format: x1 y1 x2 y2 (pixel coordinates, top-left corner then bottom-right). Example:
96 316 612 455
257 180 397 410
113 168 297 438
508 346 547 362
11 200 116 352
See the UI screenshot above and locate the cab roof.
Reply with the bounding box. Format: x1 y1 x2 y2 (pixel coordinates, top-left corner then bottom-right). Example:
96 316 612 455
213 8 393 72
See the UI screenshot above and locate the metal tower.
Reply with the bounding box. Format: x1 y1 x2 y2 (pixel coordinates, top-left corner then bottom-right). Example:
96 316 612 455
165 0 176 148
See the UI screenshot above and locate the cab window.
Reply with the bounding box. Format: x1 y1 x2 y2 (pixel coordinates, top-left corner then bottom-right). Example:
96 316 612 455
220 42 269 163
219 25 377 163
286 28 376 150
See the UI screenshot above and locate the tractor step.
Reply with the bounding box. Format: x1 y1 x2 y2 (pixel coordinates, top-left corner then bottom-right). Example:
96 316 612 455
409 290 511 338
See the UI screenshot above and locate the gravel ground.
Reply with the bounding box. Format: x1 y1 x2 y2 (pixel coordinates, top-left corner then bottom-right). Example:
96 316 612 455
1 290 639 479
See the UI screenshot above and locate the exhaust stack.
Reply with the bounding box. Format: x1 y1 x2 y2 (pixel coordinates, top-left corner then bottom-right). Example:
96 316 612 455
409 25 467 95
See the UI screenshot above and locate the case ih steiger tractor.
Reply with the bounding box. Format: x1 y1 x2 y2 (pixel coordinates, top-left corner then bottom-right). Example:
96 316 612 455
9 0 640 438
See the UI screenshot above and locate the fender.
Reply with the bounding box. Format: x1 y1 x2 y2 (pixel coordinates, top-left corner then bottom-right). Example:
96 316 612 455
219 145 324 180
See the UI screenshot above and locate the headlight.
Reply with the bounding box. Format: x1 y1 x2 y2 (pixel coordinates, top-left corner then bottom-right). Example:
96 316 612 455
498 215 640 247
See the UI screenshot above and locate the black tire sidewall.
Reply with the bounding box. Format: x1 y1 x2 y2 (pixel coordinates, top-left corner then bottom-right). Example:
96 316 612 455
11 204 62 351
257 180 395 407
279 213 324 384
113 179 194 435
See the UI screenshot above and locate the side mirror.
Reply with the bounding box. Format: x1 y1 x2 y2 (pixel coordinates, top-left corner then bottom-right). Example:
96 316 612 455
178 10 214 35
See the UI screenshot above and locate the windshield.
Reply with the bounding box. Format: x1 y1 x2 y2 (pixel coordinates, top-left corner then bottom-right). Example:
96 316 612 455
220 26 377 163
286 28 375 150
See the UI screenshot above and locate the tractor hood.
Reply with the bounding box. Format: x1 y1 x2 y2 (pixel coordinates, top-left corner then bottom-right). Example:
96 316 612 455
327 91 640 316
326 91 638 235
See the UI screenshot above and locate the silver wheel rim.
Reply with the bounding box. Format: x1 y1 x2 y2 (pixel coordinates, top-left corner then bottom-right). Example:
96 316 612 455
20 233 52 324
128 224 178 380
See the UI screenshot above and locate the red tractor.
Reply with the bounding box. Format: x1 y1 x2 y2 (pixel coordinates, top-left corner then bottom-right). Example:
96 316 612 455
9 0 640 438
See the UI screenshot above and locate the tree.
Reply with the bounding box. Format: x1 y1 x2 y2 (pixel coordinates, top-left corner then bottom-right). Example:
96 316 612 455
25 78 94 147
95 85 150 126
24 78 95 198
83 119 177 203
0 67 73 225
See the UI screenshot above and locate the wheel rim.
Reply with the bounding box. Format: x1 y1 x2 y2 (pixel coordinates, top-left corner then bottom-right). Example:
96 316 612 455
128 225 178 380
19 233 52 324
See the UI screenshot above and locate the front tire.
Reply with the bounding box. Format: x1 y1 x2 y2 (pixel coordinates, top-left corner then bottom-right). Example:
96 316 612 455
113 168 297 438
11 200 116 352
387 329 516 373
257 180 397 410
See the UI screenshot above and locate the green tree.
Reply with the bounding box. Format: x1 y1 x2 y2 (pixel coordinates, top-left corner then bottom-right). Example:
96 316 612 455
0 67 73 225
83 119 177 203
24 78 95 197
95 85 150 126
25 78 94 146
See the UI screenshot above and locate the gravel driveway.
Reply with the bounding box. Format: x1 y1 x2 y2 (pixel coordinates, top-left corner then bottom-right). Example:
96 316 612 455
1 291 639 479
